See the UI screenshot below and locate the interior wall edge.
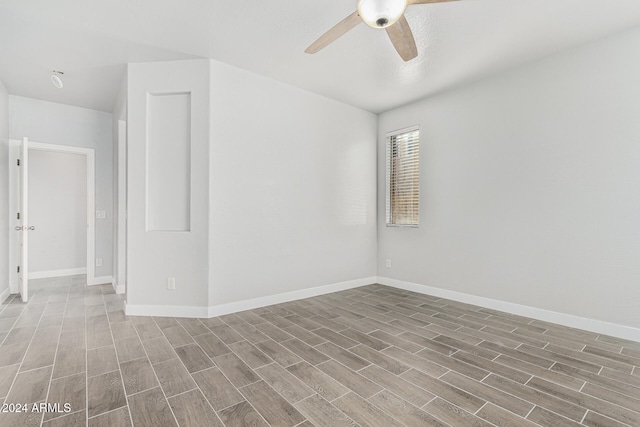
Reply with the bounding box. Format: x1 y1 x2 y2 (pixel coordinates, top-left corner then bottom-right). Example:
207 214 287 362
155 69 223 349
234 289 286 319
378 276 640 342
0 79 9 299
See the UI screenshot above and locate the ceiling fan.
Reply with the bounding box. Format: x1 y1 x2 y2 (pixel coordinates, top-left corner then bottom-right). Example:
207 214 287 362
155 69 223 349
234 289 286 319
305 0 459 61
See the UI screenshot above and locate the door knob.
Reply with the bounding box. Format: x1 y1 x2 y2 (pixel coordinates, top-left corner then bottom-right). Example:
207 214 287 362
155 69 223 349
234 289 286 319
28 226 35 231
15 226 22 231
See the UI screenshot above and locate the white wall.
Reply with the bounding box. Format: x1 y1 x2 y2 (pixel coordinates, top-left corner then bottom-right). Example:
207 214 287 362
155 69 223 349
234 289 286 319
113 73 127 293
28 150 86 273
9 96 113 278
0 80 9 300
127 60 210 309
378 27 640 329
125 58 377 315
209 60 377 307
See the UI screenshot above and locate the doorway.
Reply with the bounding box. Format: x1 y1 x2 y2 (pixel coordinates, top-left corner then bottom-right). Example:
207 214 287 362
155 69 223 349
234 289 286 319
29 149 87 278
9 139 96 299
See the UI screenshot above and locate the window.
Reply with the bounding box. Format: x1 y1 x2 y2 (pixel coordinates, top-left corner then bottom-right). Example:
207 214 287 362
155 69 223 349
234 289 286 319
386 126 420 226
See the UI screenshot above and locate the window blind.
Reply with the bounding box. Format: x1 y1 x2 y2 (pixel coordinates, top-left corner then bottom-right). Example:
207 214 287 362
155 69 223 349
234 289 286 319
386 127 420 226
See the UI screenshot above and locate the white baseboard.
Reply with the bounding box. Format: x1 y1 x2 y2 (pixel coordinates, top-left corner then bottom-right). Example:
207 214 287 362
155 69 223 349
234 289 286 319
125 302 209 318
0 286 11 304
29 268 87 280
125 277 376 319
122 274 639 342
377 276 640 343
111 279 125 295
207 277 376 318
88 275 113 286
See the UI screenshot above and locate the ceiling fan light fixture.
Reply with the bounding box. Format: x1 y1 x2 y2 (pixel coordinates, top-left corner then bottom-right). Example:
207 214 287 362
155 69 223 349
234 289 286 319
51 70 64 89
357 0 408 29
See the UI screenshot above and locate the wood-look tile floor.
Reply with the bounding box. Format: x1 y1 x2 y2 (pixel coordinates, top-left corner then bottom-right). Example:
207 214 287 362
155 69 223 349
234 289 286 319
0 277 639 426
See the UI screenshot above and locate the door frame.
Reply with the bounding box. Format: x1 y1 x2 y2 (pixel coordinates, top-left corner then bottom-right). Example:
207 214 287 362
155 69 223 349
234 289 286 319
9 139 97 291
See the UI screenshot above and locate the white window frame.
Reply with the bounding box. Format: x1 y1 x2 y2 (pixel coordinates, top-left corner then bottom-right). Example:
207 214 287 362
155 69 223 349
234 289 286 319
386 125 420 227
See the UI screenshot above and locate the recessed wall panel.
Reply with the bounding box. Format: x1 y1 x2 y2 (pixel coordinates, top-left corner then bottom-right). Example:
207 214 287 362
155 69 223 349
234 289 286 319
146 92 191 231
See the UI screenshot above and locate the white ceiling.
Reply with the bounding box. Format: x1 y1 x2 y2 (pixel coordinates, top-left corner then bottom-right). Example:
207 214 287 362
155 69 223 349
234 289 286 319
2 0 640 113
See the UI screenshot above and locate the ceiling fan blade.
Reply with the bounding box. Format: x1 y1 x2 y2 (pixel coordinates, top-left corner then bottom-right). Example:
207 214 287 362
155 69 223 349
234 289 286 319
305 11 362 54
385 15 418 61
409 0 460 4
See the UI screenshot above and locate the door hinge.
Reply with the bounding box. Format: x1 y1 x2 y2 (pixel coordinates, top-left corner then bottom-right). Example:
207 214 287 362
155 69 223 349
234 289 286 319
17 159 20 166
17 266 20 273
17 212 20 220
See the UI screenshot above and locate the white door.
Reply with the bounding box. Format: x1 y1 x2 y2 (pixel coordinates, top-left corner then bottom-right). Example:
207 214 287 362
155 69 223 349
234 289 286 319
18 137 29 302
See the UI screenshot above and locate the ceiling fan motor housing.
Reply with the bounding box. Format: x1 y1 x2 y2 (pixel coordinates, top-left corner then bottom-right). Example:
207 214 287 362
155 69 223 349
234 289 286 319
357 0 408 28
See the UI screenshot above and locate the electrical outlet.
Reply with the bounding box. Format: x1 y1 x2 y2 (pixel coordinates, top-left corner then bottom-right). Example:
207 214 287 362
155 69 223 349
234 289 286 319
95 258 103 267
167 277 176 290
96 210 106 219
385 259 392 268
